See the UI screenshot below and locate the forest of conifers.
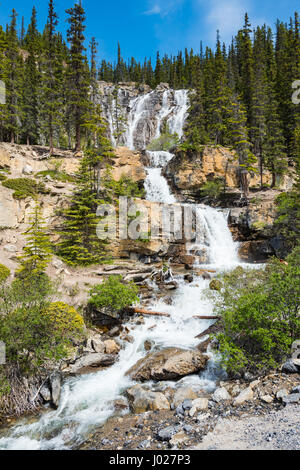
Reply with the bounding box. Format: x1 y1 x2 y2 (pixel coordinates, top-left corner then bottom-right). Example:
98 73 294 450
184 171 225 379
0 1 299 181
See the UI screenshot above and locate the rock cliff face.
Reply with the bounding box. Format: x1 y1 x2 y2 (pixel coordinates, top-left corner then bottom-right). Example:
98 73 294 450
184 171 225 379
97 82 189 150
164 146 294 202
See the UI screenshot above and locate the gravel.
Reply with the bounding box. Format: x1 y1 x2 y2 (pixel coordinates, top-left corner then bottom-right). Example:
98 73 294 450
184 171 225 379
193 405 300 450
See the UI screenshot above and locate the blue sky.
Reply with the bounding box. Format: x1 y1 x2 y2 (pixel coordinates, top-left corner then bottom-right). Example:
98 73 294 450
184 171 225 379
0 0 299 64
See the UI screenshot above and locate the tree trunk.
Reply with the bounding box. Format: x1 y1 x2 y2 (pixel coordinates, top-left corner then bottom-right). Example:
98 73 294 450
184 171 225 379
126 307 170 318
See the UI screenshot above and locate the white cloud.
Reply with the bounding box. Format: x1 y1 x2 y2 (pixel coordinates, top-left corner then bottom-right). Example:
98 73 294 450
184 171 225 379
202 0 250 43
143 0 185 18
143 5 161 15
191 0 267 47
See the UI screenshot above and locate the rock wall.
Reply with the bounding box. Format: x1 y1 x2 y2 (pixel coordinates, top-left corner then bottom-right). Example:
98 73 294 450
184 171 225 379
97 82 188 150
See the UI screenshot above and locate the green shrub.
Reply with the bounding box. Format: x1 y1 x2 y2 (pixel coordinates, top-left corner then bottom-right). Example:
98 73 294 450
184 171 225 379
88 275 139 312
105 175 145 198
44 302 85 339
2 178 50 200
210 250 300 375
36 170 76 183
0 275 75 374
200 178 225 201
275 190 300 252
0 264 10 284
147 131 179 152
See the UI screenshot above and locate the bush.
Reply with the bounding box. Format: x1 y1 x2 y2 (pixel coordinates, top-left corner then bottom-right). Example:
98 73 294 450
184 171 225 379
210 250 300 375
2 178 50 200
88 275 139 313
147 131 179 152
44 302 85 339
0 275 83 375
105 175 145 198
36 169 75 183
0 264 10 284
200 178 225 201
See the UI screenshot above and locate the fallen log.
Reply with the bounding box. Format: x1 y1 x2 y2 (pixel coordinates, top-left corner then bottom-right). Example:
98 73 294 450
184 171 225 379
127 307 171 318
193 315 221 320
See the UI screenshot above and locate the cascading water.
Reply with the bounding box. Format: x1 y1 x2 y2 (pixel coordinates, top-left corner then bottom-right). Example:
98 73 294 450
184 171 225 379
186 205 239 268
0 86 241 450
167 90 189 138
125 92 154 150
144 151 176 204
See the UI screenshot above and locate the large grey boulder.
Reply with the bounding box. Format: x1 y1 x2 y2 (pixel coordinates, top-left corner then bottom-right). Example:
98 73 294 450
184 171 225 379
67 353 116 375
126 385 170 413
126 348 208 382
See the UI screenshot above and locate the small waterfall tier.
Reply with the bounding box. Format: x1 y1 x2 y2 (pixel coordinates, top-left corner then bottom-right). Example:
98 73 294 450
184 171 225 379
98 83 189 150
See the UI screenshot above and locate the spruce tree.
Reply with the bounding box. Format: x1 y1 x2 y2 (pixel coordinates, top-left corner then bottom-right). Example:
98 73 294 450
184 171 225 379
21 8 41 145
57 155 107 266
17 204 53 279
4 9 23 143
65 2 90 152
40 0 64 155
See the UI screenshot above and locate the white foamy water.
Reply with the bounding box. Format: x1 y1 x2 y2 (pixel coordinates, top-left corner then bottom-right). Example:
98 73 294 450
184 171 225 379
186 205 239 268
144 150 176 204
122 88 189 150
167 90 189 138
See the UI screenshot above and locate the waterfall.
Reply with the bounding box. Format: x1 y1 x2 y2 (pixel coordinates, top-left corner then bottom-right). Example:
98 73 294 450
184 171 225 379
167 90 189 138
186 205 239 268
0 86 242 450
104 86 189 150
144 151 176 204
154 90 171 139
125 92 154 150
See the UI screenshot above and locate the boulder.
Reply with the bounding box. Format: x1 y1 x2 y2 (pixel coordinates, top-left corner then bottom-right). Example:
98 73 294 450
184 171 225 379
50 372 61 409
282 359 300 374
212 387 231 403
156 426 179 442
282 393 300 405
104 339 120 355
126 348 208 382
260 394 274 404
91 339 105 353
233 387 254 406
189 398 209 417
67 353 116 374
126 385 170 414
276 389 289 401
40 384 51 402
172 387 198 407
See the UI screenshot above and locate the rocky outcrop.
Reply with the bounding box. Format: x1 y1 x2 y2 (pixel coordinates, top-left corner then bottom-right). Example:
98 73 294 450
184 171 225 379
126 348 208 382
164 146 294 203
97 82 188 149
110 147 146 184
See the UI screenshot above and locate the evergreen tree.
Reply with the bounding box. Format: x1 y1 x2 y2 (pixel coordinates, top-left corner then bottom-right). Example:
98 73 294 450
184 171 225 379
17 204 52 278
21 7 41 145
4 10 23 143
65 2 90 152
40 0 64 155
57 155 107 266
